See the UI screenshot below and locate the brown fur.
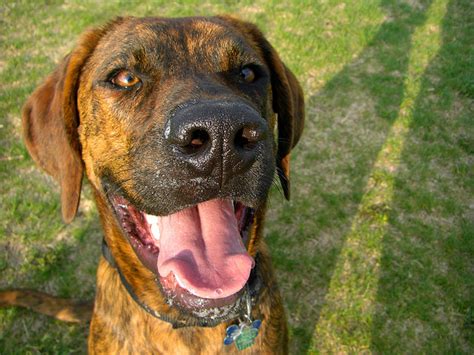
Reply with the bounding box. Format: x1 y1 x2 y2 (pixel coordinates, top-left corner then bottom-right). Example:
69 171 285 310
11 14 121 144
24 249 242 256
1 16 304 353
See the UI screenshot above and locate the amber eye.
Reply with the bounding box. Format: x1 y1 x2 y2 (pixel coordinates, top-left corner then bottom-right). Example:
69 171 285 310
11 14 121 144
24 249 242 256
240 67 256 83
111 70 140 88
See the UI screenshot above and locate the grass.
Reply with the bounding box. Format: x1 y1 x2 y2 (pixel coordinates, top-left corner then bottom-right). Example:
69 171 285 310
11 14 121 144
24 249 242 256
0 0 472 353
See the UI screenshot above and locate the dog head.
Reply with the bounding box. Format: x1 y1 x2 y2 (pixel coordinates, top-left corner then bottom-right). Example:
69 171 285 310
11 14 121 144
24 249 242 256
23 16 304 324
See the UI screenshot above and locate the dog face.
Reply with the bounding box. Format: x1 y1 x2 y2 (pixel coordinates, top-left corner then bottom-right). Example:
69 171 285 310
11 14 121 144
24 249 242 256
78 17 276 215
22 16 304 324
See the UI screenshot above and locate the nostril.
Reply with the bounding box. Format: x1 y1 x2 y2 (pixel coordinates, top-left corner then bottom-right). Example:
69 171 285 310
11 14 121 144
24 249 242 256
235 127 260 151
179 129 209 155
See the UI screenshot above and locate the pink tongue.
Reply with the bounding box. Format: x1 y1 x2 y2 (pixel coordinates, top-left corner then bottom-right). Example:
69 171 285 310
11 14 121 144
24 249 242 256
156 199 254 299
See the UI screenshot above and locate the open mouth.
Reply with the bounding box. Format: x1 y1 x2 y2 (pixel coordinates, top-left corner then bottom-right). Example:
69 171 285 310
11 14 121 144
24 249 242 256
109 194 256 317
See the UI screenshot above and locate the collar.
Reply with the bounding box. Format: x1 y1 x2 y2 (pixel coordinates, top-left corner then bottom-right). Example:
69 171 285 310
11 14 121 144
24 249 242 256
101 239 262 329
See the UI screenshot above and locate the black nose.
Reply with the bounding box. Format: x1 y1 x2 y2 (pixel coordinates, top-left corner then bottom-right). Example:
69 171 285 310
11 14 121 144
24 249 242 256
164 101 268 179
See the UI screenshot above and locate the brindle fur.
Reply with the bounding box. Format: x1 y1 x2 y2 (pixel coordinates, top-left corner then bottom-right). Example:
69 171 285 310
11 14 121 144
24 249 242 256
1 16 304 353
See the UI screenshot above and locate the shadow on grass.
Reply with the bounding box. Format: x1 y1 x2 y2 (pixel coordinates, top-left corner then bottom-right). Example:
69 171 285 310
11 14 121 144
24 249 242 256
4 0 468 352
264 1 434 352
371 0 473 352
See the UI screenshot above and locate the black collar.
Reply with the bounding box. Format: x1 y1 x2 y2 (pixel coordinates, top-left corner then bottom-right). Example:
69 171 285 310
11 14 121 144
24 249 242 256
101 239 262 329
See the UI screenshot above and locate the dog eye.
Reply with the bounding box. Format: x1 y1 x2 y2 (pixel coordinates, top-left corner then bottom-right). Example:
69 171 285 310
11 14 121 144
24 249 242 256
111 70 141 88
240 67 256 83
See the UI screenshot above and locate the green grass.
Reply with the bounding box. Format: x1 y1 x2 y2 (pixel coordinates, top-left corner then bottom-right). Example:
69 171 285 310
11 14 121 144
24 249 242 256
1 0 472 353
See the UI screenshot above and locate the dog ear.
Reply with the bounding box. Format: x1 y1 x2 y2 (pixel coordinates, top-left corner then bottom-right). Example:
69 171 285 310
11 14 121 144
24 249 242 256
268 61 304 200
217 16 305 200
22 19 123 223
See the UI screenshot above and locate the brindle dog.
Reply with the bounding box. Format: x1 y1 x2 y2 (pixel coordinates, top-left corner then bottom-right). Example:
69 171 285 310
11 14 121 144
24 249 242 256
1 16 304 353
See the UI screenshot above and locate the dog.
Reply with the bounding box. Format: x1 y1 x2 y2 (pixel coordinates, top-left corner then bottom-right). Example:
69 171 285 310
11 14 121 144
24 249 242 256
1 16 304 353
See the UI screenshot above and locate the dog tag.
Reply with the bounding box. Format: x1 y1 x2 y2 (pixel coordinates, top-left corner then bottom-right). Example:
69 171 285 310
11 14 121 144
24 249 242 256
235 323 259 350
224 320 261 350
223 285 262 350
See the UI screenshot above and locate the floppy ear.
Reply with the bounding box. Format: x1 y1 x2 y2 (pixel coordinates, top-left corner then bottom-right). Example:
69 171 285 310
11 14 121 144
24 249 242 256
217 16 305 199
266 58 304 200
22 20 123 223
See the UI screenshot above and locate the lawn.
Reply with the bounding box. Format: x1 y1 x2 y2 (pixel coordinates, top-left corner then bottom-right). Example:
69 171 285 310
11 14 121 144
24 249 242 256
0 0 472 353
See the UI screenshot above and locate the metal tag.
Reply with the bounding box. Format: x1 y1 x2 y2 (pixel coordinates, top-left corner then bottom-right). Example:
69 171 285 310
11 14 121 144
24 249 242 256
223 286 262 350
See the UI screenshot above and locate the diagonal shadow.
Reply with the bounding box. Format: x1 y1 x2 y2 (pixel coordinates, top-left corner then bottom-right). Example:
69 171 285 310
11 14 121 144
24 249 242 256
371 0 474 352
265 1 434 352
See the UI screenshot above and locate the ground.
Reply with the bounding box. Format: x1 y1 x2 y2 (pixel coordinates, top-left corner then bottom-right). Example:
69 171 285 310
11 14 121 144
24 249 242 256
0 0 473 353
